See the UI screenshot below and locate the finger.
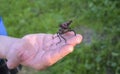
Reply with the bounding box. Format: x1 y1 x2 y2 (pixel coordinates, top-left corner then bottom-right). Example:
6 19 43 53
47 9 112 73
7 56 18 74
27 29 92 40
66 34 83 46
49 34 82 61
62 31 76 39
49 34 82 62
49 44 74 65
64 31 76 36
59 44 74 57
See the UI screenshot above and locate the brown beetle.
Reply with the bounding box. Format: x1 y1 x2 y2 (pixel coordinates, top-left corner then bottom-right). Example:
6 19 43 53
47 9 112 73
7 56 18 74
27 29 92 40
56 20 76 44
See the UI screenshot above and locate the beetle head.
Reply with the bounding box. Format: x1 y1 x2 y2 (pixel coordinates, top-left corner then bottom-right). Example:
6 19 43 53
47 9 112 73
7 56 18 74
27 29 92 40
59 20 72 29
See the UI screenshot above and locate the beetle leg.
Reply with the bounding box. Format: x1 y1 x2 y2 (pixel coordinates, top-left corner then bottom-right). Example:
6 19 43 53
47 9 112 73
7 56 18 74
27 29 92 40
56 33 67 45
59 34 67 43
68 29 76 36
56 33 62 45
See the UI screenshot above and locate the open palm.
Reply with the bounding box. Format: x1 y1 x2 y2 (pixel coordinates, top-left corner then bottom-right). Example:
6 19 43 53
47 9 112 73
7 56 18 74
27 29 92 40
6 32 82 70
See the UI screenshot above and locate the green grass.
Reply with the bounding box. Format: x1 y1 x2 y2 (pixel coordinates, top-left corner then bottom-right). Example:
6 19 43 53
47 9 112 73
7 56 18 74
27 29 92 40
0 0 120 74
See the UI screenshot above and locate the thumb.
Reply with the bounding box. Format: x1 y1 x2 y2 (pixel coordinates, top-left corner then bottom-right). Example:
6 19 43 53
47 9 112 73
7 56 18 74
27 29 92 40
6 54 20 69
6 49 20 69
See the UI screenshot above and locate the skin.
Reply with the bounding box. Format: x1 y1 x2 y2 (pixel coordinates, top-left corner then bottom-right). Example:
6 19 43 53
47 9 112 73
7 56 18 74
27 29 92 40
0 32 82 70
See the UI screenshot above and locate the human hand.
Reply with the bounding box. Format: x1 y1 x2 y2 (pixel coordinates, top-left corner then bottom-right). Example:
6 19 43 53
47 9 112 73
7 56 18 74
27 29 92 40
6 32 82 70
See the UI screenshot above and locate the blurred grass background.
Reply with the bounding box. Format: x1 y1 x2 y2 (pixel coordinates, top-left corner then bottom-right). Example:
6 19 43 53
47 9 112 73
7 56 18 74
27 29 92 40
0 0 120 74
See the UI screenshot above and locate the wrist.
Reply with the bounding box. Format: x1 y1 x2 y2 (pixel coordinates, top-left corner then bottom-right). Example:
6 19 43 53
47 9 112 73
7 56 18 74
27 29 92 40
0 35 20 58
